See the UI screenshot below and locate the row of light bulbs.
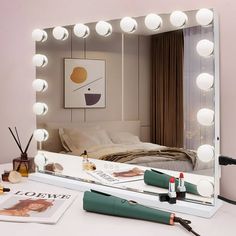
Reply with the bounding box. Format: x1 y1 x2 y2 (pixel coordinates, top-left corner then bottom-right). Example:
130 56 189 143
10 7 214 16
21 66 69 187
32 8 215 164
32 78 49 142
195 8 215 163
32 8 213 42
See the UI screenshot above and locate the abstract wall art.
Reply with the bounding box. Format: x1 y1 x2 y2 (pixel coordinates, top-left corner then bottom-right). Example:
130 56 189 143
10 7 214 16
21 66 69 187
64 58 105 108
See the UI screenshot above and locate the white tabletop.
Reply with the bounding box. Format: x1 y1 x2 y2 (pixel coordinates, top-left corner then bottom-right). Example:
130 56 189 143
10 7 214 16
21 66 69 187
0 164 236 236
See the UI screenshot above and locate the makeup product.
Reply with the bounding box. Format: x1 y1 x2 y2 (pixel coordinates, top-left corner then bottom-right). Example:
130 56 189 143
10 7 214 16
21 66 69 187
144 169 199 195
1 170 10 182
177 172 186 199
0 186 10 194
8 127 35 177
168 177 177 204
82 150 89 171
8 171 22 184
83 190 200 236
81 150 96 171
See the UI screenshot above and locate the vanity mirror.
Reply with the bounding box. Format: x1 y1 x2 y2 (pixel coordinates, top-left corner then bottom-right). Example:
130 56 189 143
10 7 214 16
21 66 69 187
30 8 221 217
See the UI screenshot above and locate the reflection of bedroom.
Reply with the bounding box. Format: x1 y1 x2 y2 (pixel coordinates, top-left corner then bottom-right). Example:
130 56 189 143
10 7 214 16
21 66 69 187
36 23 214 176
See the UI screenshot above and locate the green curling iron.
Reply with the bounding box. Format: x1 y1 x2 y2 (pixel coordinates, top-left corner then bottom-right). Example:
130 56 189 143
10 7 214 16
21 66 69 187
144 169 199 195
83 190 200 236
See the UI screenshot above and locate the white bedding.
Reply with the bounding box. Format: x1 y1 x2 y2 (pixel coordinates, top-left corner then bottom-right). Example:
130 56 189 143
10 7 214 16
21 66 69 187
83 142 166 159
58 126 213 172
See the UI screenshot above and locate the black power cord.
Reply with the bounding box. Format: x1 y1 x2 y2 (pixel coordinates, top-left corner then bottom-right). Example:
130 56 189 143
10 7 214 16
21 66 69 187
218 195 236 205
174 217 200 236
218 155 236 205
219 156 236 165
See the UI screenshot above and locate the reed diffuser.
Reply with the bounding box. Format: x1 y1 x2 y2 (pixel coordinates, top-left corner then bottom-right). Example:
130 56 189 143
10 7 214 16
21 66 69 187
8 127 35 177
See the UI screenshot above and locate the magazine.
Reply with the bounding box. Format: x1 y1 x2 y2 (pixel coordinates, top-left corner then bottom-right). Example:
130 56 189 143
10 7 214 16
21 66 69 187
0 190 77 224
86 167 145 184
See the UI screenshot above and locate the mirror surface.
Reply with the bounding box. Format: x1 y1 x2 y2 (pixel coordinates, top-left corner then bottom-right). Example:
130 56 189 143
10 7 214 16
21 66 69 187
35 9 218 205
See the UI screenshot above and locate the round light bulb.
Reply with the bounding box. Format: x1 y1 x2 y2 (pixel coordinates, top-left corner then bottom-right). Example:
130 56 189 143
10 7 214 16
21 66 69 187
196 73 214 91
33 129 49 142
32 54 48 67
120 17 137 33
52 26 69 40
95 21 112 37
197 145 215 162
34 153 47 170
33 102 48 116
32 79 48 92
170 11 188 27
32 29 48 42
145 13 162 31
197 179 214 197
196 39 214 57
197 108 214 126
196 8 213 26
73 23 90 38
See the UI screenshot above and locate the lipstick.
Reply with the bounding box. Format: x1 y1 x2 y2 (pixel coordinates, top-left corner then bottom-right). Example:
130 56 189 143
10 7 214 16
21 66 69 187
177 172 186 199
144 170 199 196
168 177 176 204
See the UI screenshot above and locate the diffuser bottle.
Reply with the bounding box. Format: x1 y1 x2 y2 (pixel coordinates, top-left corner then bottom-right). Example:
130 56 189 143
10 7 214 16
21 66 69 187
13 154 35 177
8 127 35 177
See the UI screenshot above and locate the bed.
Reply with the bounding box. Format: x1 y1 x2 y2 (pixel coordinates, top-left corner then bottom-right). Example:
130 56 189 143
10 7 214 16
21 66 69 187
38 121 213 174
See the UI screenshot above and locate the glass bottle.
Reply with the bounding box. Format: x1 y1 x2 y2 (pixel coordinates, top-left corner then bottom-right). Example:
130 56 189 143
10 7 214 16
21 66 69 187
82 150 89 171
12 153 35 177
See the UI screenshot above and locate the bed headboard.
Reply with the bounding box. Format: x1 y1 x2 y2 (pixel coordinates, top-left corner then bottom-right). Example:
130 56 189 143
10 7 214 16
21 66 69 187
39 120 141 153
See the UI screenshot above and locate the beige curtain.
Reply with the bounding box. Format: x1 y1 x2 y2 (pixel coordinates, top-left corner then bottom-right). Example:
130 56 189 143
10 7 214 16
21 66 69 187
151 30 184 148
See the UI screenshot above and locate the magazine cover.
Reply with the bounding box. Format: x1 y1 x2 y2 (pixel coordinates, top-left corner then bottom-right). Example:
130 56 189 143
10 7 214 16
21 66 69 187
86 167 145 184
0 190 77 224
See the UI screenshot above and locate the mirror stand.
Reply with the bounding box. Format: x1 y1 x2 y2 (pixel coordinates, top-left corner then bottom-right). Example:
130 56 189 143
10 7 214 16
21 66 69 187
29 150 222 218
29 168 222 218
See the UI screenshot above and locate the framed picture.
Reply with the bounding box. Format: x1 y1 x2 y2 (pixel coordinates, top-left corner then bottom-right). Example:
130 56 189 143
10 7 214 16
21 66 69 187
64 58 105 108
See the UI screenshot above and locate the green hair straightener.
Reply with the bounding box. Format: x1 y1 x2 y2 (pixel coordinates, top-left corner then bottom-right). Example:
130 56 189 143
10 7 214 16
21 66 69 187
83 190 200 236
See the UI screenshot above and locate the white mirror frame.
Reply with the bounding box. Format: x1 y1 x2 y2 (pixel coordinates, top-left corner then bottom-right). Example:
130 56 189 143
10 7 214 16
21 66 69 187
212 10 221 214
30 9 221 218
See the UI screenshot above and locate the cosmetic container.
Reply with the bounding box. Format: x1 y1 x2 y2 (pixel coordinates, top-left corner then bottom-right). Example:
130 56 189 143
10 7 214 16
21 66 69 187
1 170 10 182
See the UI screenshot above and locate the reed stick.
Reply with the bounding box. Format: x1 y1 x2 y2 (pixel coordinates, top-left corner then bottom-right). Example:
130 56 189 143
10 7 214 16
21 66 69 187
8 127 24 154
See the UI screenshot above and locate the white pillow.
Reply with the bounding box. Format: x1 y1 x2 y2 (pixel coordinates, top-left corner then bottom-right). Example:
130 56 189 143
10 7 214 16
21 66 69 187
109 132 141 144
61 128 113 152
